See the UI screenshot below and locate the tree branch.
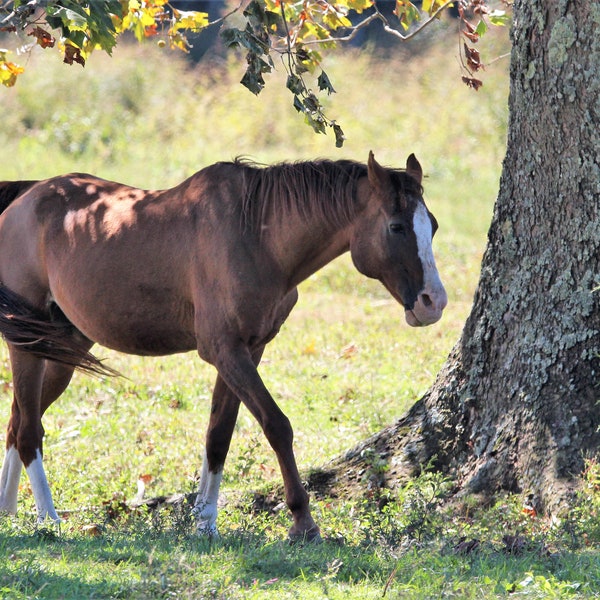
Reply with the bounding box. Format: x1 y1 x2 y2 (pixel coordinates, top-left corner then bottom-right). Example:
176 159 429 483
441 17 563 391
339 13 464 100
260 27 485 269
299 0 455 46
380 0 454 41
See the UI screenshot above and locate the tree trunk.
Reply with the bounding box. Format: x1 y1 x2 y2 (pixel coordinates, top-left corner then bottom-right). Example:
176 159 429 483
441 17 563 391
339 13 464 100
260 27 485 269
322 0 600 514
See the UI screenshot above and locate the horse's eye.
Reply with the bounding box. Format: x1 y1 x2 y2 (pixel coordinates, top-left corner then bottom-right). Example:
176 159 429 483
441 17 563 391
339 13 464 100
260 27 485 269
389 222 405 234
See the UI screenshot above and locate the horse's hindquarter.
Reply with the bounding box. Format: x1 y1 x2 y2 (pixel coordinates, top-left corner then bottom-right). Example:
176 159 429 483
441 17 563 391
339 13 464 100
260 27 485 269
3 176 199 355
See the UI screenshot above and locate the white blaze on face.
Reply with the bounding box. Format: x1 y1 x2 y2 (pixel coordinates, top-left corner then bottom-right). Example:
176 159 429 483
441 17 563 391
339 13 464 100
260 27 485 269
407 203 447 326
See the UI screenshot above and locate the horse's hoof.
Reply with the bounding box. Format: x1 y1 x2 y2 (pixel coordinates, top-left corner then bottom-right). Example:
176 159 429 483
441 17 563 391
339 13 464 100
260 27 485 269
196 523 219 540
35 525 61 541
288 527 323 545
35 514 62 538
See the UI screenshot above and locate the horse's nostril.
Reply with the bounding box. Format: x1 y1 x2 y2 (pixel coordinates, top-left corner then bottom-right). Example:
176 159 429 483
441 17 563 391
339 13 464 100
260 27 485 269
421 293 433 307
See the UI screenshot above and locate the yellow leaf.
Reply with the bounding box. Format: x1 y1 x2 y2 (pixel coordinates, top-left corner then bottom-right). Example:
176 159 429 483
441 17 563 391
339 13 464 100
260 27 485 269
422 0 449 15
173 10 209 32
169 32 190 53
302 340 317 356
0 59 24 87
343 0 374 14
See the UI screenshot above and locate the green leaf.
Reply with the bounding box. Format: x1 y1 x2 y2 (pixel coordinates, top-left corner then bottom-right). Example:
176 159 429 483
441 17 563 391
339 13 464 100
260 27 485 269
293 95 304 113
303 93 320 113
241 68 265 95
475 20 487 37
243 0 279 28
64 30 87 50
86 1 120 53
220 28 241 48
306 113 327 135
333 123 345 148
221 25 269 56
286 74 304 94
317 70 336 94
46 5 88 31
489 10 510 27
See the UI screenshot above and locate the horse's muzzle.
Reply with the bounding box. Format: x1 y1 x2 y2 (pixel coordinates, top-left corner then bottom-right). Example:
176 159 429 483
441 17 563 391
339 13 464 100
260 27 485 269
404 288 448 327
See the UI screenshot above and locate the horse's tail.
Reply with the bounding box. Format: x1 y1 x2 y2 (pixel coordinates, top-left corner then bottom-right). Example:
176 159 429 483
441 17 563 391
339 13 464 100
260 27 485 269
0 180 38 215
0 284 119 377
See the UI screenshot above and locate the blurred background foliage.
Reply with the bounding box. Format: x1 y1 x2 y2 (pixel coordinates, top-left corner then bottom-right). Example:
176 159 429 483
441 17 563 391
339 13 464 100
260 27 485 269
0 20 509 182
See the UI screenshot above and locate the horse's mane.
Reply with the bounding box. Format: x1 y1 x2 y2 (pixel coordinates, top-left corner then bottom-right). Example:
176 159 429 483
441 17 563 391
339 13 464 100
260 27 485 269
227 158 421 233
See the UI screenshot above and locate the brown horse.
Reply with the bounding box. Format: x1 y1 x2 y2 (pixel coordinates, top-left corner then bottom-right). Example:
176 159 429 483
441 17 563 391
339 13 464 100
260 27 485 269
0 153 446 541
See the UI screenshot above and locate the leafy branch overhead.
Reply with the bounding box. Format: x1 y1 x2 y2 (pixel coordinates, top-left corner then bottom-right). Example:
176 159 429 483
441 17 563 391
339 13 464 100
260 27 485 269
0 0 510 146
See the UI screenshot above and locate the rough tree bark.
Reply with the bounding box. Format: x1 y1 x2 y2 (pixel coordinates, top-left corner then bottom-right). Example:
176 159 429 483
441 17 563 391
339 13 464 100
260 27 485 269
321 0 600 514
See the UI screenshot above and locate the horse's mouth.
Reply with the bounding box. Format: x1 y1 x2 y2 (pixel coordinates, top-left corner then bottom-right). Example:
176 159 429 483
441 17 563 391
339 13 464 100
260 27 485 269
405 309 425 327
404 304 445 327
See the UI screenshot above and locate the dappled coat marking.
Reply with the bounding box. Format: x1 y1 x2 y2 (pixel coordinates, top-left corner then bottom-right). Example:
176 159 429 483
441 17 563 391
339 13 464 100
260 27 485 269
0 153 446 540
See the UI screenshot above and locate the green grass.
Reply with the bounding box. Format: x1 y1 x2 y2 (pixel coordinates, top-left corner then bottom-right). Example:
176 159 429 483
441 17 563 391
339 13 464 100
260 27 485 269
2 475 600 599
3 29 598 600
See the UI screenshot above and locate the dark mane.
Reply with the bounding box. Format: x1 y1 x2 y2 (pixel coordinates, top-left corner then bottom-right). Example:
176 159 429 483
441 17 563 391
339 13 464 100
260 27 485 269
0 180 38 215
230 158 421 233
236 159 365 233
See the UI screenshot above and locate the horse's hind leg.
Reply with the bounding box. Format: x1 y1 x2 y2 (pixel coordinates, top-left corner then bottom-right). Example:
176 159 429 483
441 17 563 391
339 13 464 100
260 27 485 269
1 346 54 522
1 346 81 522
0 443 22 514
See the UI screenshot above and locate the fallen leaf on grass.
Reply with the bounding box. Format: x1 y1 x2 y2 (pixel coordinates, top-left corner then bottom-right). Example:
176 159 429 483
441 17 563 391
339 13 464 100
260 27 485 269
339 342 358 359
82 523 104 537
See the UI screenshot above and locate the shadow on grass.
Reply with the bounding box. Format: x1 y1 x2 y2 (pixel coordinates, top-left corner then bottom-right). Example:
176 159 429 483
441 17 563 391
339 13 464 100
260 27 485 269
3 512 600 599
0 516 389 597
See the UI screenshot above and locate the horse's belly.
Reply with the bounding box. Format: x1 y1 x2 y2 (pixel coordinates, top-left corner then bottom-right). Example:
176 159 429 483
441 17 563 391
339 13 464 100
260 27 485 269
93 321 198 356
53 289 198 357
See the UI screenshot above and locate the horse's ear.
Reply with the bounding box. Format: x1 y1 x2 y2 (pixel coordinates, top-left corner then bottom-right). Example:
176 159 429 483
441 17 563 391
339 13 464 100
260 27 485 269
368 151 390 190
406 153 423 184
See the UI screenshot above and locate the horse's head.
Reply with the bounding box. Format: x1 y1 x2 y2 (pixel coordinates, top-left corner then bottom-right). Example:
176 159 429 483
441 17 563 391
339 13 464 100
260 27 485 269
350 152 447 327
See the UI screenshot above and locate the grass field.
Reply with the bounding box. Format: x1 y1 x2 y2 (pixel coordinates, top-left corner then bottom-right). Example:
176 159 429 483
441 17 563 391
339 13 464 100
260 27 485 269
2 29 600 600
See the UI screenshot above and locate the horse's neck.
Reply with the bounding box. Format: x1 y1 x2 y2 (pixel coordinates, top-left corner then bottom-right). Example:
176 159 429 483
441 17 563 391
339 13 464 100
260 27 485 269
266 216 352 289
251 174 370 289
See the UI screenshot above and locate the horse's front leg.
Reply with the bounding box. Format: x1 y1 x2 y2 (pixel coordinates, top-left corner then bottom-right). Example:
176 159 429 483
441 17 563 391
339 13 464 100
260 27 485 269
213 344 321 542
193 375 241 537
194 345 265 536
